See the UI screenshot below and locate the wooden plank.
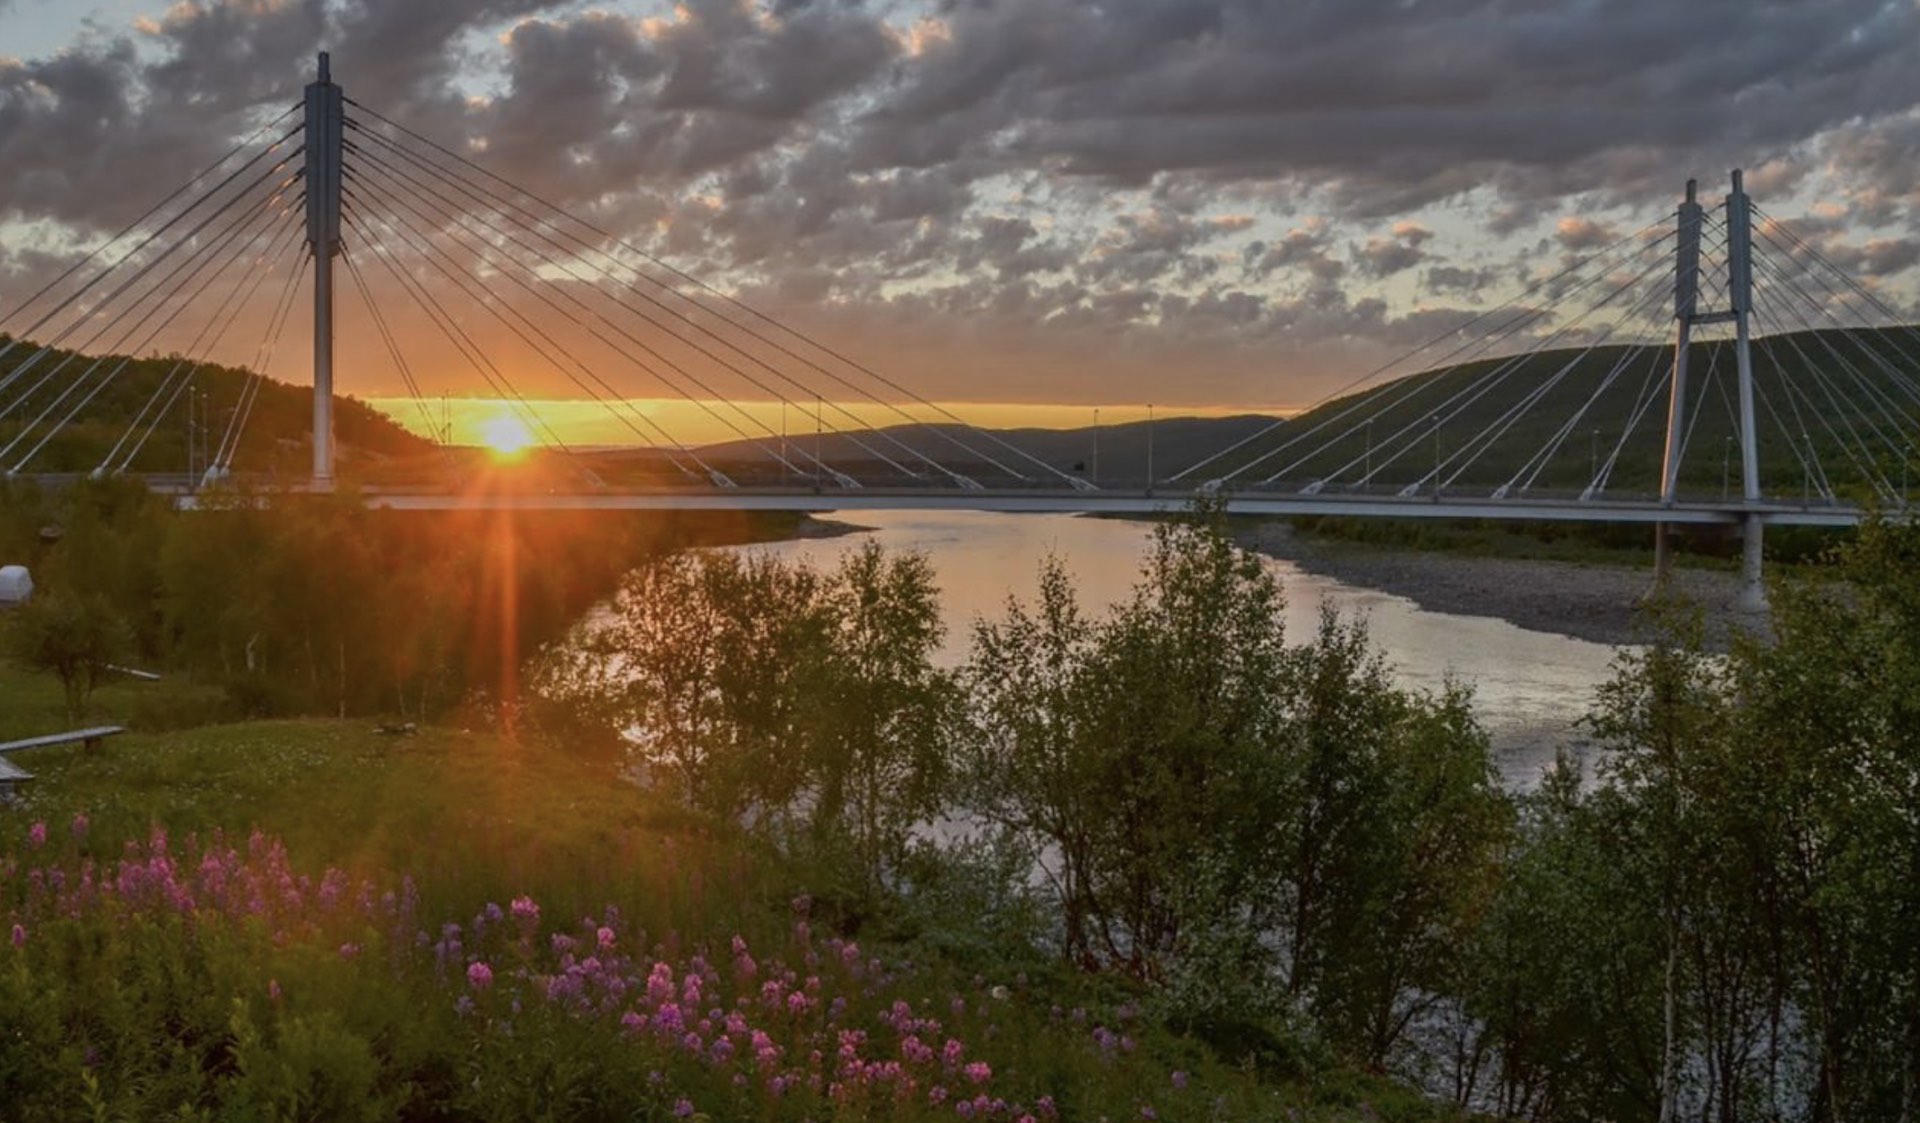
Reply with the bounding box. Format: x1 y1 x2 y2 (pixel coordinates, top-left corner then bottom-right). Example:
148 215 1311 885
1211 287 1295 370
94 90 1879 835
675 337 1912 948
0 726 127 755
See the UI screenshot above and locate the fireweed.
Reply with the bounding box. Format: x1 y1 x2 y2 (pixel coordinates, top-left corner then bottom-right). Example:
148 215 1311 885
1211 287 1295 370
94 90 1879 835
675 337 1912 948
1 819 1189 1121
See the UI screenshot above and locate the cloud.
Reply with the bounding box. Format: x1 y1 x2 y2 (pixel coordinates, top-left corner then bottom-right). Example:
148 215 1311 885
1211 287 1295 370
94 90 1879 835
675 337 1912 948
2 0 1919 415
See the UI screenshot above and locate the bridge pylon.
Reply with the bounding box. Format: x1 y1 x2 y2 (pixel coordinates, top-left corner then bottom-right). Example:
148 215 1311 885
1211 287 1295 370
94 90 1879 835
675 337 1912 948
1652 171 1766 613
304 52 344 491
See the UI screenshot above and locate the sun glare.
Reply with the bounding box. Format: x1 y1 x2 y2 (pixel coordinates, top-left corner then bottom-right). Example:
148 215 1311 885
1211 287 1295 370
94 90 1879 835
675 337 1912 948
478 413 534 458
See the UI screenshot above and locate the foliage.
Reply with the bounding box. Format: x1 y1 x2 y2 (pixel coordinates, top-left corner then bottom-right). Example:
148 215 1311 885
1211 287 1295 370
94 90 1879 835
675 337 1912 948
535 540 957 896
964 507 1511 1069
6 590 131 719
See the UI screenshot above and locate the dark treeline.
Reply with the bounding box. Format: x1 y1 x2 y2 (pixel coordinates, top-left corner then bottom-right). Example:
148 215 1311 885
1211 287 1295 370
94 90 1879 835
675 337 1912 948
0 477 813 721
533 504 1920 1122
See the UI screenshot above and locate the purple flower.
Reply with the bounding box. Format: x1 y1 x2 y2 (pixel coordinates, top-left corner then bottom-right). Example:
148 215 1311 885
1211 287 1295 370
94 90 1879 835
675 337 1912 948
597 925 616 950
70 814 89 842
9 924 24 949
672 1098 694 1119
467 961 494 990
510 895 539 923
26 822 46 849
1171 1070 1189 1090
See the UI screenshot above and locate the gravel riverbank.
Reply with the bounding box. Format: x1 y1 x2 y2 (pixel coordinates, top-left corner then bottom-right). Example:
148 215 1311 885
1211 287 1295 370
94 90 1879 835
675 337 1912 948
1233 521 1762 651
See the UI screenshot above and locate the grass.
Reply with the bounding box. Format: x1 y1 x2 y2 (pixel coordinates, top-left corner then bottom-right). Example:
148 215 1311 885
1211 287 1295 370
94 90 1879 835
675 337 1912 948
0 669 1465 1122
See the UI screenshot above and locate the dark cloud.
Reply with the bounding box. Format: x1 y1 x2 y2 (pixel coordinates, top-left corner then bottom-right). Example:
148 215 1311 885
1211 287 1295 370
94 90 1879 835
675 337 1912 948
1353 221 1432 278
1 0 1918 412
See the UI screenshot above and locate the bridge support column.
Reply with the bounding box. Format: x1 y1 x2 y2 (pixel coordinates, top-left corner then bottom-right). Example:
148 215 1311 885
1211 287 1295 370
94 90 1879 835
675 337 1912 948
1650 179 1704 598
1739 513 1766 615
1727 170 1768 615
305 52 344 491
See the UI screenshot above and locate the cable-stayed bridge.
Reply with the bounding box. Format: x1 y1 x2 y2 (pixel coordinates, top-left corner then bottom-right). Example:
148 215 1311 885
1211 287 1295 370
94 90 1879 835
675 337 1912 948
4 54 1920 611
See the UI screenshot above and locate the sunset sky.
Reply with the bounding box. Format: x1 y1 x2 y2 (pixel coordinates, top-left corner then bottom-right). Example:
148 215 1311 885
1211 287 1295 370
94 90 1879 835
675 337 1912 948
2 0 1919 445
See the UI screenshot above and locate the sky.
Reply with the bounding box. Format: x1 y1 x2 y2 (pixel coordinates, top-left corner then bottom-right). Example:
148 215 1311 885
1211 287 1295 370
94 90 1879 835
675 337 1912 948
1 0 1919 444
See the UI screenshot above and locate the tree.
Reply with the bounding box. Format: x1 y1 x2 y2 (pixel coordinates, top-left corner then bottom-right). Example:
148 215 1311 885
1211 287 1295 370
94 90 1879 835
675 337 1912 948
9 590 129 720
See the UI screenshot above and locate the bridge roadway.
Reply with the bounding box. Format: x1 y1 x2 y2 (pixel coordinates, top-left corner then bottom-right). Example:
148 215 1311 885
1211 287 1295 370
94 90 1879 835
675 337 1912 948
161 483 1874 528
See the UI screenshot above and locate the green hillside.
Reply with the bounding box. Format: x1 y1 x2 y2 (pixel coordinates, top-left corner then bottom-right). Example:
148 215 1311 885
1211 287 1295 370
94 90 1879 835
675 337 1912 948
1205 326 1920 501
0 335 432 478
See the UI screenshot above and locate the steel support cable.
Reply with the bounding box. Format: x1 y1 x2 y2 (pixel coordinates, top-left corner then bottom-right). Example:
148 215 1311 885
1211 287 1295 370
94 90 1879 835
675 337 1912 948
1748 266 1907 472
1580 220 1736 499
1672 336 1728 481
339 208 583 467
0 129 304 387
1174 214 1680 484
345 138 959 487
336 248 478 470
349 139 985 489
1748 347 1830 501
344 111 1075 489
124 240 304 477
1753 211 1920 404
7 187 302 472
0 107 301 352
1230 224 1679 489
344 164 838 484
1505 275 1683 495
342 184 825 485
1747 317 1836 502
212 233 311 473
0 170 297 457
1750 249 1920 422
0 154 305 405
345 199 818 487
1443 263 1681 495
1288 230 1679 491
104 213 306 474
340 173 724 484
1587 343 1673 497
1749 281 1881 500
1519 243 1710 498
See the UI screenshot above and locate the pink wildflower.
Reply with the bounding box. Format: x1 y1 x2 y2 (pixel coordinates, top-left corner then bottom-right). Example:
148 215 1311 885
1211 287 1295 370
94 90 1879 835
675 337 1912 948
9 924 24 948
672 1098 695 1118
510 895 539 923
467 961 494 990
964 1061 993 1085
1171 1070 1189 1090
70 814 88 842
26 822 46 849
597 925 616 950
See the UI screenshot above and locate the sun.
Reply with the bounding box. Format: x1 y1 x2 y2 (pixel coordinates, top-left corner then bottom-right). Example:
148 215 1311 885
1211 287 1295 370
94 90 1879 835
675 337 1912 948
477 413 534 459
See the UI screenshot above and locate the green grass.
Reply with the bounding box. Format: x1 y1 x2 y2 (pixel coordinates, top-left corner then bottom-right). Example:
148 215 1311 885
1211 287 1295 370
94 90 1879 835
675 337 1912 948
0 675 1465 1121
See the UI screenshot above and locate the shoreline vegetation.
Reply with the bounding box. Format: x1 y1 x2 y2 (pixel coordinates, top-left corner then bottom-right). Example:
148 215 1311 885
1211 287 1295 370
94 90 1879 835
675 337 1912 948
8 482 1920 1121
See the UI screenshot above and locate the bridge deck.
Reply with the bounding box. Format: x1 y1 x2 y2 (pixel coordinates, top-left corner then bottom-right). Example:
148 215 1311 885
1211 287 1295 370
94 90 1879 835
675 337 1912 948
162 486 1878 528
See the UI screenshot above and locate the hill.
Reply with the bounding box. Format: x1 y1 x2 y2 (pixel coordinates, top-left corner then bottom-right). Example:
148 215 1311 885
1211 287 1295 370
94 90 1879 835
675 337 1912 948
678 414 1281 488
0 335 434 479
1197 326 1920 500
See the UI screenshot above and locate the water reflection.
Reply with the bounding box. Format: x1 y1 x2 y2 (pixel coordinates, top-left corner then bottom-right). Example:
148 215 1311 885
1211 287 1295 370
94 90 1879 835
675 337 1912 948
720 511 1617 790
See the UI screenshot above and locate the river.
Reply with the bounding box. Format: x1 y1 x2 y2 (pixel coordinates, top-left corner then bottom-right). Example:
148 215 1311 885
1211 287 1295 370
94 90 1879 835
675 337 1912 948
726 510 1620 790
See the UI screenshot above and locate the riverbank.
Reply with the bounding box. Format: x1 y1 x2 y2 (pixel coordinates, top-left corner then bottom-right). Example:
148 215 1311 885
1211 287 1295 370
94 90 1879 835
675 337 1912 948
1232 519 1761 650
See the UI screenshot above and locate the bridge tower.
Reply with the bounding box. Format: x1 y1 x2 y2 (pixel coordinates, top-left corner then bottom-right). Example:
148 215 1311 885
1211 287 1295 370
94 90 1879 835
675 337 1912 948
304 52 344 491
1654 171 1765 612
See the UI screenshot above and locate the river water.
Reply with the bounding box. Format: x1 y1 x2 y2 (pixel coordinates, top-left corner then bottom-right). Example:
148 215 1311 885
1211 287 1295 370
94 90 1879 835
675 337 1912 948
724 510 1620 790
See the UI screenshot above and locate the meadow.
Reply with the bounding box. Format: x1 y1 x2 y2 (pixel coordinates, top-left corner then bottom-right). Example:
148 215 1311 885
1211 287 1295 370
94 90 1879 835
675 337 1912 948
0 674 1449 1122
